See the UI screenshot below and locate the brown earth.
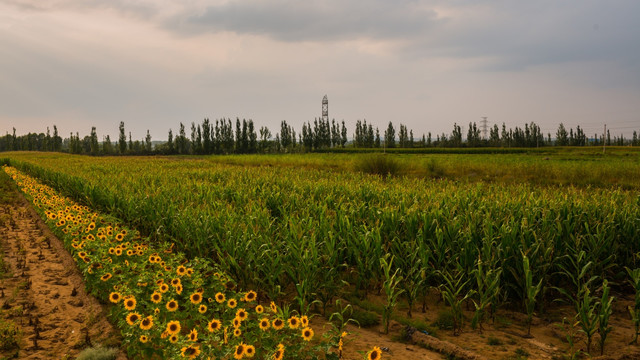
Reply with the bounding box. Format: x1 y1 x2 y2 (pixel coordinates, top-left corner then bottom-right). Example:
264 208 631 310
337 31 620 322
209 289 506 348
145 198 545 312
0 185 126 359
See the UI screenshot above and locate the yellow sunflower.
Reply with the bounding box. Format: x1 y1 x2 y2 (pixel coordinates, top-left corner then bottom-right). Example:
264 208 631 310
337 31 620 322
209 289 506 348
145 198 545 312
302 327 314 341
180 345 201 359
272 318 284 330
227 299 237 309
166 320 181 335
255 305 264 314
100 273 112 281
198 304 207 314
189 292 202 305
288 316 300 329
166 299 179 312
236 308 247 321
367 346 382 360
188 328 198 342
139 335 148 343
244 290 257 302
259 318 270 331
215 292 226 303
245 344 255 358
123 297 137 311
109 292 122 303
140 316 153 330
151 291 162 304
234 343 245 360
126 312 141 325
207 319 222 332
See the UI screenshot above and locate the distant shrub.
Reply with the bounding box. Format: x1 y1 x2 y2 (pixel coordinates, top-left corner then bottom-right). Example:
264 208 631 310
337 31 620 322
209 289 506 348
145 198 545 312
75 345 118 360
433 310 454 330
355 155 404 177
0 319 21 350
351 308 380 328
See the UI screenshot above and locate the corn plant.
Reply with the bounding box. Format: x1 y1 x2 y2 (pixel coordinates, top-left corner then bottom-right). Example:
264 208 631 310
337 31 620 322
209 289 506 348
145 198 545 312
597 279 614 355
380 255 404 334
471 256 502 333
576 284 598 355
438 267 474 336
556 317 582 360
626 266 640 344
393 240 423 318
522 254 542 338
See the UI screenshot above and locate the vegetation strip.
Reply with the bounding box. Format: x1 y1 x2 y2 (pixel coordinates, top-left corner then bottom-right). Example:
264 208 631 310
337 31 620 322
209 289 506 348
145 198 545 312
3 165 330 359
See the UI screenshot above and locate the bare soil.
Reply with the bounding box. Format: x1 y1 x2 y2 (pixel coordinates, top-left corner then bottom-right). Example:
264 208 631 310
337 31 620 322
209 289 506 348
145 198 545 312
0 187 125 359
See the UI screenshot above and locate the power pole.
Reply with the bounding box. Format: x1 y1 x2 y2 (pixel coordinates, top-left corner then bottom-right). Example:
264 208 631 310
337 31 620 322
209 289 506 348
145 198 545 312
480 117 488 140
322 95 328 123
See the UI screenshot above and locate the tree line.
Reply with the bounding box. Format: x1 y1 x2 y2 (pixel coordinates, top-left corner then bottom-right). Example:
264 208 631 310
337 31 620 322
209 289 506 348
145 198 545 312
1 118 639 155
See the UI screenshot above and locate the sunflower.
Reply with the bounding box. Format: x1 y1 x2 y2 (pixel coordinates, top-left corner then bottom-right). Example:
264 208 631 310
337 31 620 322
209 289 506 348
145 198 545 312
140 316 153 330
233 317 241 328
272 347 284 360
245 344 255 358
188 328 198 342
207 319 222 332
186 268 194 276
180 345 201 359
259 318 270 331
270 301 277 313
272 318 284 330
148 255 157 263
300 315 309 327
115 233 124 241
109 292 122 303
151 291 162 304
367 346 382 360
123 297 137 311
215 292 226 303
302 327 314 341
139 335 148 343
108 247 115 255
100 273 112 281
288 316 300 329
169 334 178 343
227 299 237 309
159 284 169 293
236 309 247 322
171 278 181 287
234 343 245 360
244 290 257 302
198 304 207 314
115 248 123 256
126 312 141 325
166 299 179 312
166 320 181 335
233 328 242 337
255 305 264 314
190 292 202 304
175 284 183 295
176 265 187 276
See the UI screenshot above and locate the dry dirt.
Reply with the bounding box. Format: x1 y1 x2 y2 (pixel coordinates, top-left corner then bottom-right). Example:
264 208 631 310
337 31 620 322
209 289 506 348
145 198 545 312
0 186 125 359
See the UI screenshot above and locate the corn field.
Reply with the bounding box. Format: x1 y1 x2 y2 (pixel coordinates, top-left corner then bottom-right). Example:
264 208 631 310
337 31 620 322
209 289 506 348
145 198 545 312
3 152 639 322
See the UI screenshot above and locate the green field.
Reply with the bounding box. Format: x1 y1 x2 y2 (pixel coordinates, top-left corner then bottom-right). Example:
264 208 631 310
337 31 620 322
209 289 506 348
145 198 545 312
3 150 639 318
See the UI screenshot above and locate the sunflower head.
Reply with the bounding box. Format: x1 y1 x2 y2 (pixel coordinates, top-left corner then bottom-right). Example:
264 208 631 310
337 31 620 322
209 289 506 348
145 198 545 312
109 292 122 303
188 328 198 342
368 346 382 360
166 320 181 335
190 292 202 304
126 312 141 325
140 316 153 330
215 292 226 303
124 297 137 311
166 299 179 312
302 327 314 341
207 319 221 332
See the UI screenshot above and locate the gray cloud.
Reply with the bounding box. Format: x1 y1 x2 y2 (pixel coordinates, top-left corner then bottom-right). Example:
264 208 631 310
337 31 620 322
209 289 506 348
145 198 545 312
167 0 440 42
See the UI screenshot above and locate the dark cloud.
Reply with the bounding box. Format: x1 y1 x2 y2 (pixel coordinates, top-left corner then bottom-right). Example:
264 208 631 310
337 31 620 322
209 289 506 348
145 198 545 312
166 0 440 42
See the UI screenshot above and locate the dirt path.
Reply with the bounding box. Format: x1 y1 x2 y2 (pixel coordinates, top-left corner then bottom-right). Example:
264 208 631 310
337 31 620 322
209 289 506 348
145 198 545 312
0 182 124 359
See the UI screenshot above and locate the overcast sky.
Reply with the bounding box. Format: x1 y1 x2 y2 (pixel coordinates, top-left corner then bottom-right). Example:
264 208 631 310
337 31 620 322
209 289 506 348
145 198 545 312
1 0 639 141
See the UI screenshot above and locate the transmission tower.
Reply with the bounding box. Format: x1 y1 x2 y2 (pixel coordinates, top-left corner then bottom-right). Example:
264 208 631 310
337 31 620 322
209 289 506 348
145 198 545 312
480 117 488 140
322 95 328 122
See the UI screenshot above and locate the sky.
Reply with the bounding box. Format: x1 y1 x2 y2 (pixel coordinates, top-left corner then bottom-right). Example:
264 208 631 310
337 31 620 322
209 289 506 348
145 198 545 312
1 0 639 141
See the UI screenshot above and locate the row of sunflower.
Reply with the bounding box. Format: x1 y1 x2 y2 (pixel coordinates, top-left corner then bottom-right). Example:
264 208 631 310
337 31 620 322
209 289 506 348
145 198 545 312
4 165 335 360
